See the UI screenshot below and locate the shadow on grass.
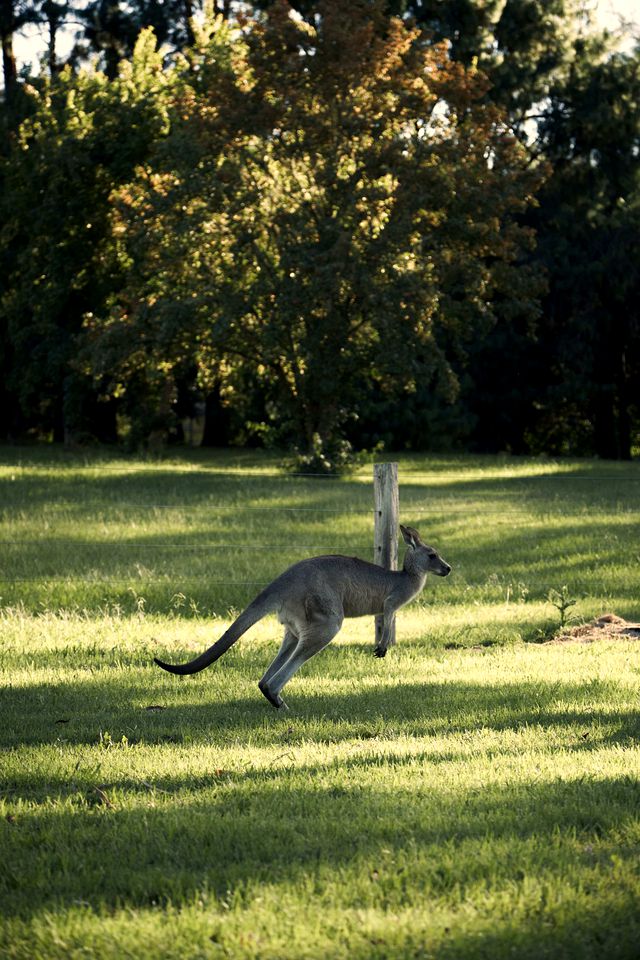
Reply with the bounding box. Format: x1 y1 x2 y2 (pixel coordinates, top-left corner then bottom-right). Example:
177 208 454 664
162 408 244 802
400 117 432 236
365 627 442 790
3 669 639 752
3 668 640 958
0 466 373 514
2 760 640 929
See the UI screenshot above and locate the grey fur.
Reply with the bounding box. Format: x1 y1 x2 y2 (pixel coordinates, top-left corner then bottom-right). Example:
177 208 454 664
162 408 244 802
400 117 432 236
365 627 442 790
154 524 451 709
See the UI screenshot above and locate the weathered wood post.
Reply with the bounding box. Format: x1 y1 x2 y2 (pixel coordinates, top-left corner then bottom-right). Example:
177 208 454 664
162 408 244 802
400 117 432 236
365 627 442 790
374 462 399 648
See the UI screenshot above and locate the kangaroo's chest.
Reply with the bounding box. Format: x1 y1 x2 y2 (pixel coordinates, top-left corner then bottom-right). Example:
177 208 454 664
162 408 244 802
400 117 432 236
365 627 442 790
342 589 385 619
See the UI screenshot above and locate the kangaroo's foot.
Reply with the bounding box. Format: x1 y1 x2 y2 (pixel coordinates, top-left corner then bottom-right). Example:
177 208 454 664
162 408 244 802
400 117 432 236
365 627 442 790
374 646 387 658
258 680 288 710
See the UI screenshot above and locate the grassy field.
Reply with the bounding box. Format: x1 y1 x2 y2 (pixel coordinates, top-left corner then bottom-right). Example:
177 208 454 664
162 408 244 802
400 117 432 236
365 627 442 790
1 447 640 958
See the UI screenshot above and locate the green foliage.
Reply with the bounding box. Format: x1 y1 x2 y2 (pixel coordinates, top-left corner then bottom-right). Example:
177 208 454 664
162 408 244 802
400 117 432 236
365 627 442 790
1 1 639 459
0 29 172 440
383 0 640 458
529 42 640 459
84 1 541 468
546 584 578 630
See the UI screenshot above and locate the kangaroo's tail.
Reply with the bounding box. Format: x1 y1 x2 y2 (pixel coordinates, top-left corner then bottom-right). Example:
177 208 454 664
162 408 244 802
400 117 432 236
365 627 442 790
154 591 274 676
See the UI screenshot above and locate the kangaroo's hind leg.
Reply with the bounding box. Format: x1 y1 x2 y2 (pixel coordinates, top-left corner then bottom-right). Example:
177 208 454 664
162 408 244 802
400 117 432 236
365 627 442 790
258 628 298 708
262 614 343 710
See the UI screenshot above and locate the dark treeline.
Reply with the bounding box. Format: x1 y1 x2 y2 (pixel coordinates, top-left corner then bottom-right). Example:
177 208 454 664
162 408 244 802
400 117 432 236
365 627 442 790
1 0 639 469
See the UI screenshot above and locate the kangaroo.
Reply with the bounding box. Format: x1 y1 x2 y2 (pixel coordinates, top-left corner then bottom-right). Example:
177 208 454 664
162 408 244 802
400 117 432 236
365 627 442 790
154 524 451 709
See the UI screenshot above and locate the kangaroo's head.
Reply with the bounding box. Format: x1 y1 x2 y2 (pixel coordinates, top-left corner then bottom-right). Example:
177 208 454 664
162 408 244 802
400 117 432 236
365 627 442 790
400 524 451 578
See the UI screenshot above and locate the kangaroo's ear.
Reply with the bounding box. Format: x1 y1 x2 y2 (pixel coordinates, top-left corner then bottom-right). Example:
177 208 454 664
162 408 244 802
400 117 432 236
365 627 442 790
400 524 422 548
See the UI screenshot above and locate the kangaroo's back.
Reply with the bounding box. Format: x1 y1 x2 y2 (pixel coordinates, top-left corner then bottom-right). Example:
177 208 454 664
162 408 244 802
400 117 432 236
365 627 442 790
272 555 398 618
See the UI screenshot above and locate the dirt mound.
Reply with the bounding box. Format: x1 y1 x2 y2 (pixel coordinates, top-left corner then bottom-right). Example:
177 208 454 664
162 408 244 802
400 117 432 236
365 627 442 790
547 613 640 644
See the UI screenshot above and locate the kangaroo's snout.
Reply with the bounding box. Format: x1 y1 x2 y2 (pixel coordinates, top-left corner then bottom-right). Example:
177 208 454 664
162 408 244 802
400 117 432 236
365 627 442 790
438 562 452 577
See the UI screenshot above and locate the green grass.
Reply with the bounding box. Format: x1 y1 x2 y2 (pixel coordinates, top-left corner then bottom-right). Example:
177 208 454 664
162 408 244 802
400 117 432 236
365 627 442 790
1 447 640 958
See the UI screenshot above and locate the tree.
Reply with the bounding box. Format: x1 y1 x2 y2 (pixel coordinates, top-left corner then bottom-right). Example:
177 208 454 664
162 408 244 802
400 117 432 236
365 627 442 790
387 0 640 458
73 0 141 80
528 42 640 458
71 0 220 77
1 0 38 98
263 0 587 134
0 29 171 441
85 1 542 466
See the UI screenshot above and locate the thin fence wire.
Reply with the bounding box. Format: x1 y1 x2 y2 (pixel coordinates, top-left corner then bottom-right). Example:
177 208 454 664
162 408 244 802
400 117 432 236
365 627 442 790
4 463 639 479
2 502 639 512
1 465 639 590
0 541 372 548
0 577 270 584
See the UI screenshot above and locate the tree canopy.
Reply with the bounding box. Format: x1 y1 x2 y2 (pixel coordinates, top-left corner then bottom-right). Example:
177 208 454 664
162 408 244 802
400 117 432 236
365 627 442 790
1 0 639 464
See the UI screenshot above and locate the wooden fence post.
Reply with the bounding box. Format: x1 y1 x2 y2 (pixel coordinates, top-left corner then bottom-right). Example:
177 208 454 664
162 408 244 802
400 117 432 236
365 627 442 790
374 462 399 648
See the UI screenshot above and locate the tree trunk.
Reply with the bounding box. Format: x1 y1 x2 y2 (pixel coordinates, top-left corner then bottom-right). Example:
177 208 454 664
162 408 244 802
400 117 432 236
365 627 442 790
592 388 616 459
0 386 23 440
1 0 17 100
53 396 65 444
46 7 58 77
184 0 195 46
104 46 119 81
614 353 632 460
592 305 632 460
201 387 231 447
214 0 231 19
592 374 633 461
92 398 119 443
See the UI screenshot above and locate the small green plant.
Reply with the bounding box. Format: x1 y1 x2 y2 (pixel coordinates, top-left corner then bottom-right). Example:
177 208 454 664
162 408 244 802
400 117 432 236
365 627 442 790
128 588 146 617
506 580 530 604
291 433 363 475
98 731 129 750
546 585 578 629
99 598 123 618
170 592 187 613
170 592 201 617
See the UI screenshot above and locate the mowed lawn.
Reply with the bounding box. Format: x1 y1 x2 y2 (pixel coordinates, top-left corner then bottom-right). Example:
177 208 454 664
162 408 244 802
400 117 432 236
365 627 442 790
1 448 639 959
